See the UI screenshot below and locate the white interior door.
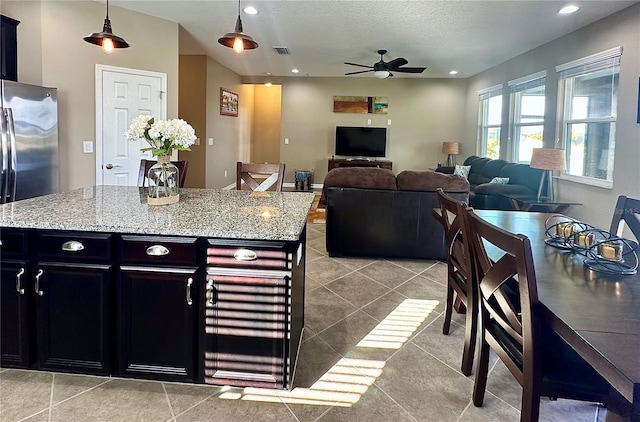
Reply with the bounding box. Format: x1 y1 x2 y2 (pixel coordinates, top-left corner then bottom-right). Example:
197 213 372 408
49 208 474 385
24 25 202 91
96 65 167 185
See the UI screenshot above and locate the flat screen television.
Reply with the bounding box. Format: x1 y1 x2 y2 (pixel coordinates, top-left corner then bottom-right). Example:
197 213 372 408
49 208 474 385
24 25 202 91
334 126 387 158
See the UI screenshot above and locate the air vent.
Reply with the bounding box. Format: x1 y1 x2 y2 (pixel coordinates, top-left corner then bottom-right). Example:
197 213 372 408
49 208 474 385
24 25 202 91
272 47 291 55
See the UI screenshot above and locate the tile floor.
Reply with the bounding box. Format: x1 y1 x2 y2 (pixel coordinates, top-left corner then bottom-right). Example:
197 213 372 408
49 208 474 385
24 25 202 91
0 222 606 422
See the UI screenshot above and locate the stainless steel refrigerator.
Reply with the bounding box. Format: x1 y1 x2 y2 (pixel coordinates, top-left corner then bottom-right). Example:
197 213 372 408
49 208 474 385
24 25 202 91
0 80 59 203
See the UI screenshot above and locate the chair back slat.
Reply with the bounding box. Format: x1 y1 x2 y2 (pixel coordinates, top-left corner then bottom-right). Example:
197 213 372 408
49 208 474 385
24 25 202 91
236 162 285 192
610 195 640 241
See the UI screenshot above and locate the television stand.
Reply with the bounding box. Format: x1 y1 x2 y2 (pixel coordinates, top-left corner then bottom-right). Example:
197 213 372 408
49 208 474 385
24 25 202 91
328 158 392 172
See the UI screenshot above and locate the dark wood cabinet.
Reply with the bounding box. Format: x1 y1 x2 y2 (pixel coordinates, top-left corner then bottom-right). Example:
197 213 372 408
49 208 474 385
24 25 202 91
1 15 19 81
0 260 30 368
34 262 112 375
328 158 392 171
118 267 198 382
202 236 305 389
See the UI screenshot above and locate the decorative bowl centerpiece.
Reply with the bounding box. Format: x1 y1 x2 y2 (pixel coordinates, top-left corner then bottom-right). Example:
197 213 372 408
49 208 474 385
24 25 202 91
125 115 196 205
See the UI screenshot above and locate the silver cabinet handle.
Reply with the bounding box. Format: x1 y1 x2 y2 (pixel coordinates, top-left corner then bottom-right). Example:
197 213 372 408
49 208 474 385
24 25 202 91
62 240 85 252
233 249 257 261
186 277 193 306
206 279 215 306
146 245 169 256
35 269 44 296
16 268 25 294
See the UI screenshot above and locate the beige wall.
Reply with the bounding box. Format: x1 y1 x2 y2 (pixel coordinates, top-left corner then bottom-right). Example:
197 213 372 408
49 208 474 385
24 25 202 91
464 3 640 229
242 76 468 183
178 55 208 188
204 58 247 188
252 85 282 164
2 0 179 192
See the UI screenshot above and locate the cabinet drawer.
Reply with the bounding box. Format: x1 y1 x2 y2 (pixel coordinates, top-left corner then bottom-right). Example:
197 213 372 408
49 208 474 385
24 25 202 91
0 229 28 258
121 235 198 266
36 232 111 262
206 240 290 270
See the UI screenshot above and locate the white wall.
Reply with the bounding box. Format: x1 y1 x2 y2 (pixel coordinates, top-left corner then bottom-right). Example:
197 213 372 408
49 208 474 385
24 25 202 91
463 3 640 228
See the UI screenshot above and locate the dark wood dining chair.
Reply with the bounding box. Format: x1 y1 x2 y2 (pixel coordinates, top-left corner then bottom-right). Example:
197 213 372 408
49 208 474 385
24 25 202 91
610 195 640 241
236 162 285 192
432 188 476 376
465 209 611 422
138 159 189 188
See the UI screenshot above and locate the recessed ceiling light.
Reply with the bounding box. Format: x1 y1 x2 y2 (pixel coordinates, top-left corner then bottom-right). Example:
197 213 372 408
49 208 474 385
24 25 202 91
449 70 459 75
265 82 272 87
243 6 258 15
291 68 299 74
559 5 579 14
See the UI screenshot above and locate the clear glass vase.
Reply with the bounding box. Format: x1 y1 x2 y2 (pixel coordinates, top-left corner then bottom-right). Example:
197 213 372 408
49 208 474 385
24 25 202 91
147 155 180 205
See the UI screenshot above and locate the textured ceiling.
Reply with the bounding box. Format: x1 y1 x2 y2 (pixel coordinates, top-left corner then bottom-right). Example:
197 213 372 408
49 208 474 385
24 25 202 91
109 0 638 78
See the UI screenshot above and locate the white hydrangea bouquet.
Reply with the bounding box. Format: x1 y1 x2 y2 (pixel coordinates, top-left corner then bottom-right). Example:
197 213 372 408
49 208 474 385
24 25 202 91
125 115 196 156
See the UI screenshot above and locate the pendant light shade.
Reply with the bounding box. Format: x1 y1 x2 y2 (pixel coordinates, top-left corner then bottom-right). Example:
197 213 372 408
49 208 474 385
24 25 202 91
83 0 129 53
218 0 258 53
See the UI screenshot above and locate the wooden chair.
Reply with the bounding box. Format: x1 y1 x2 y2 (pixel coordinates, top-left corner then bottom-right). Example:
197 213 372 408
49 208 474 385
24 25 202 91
465 208 611 422
610 195 640 241
236 162 285 192
138 159 189 188
432 188 476 376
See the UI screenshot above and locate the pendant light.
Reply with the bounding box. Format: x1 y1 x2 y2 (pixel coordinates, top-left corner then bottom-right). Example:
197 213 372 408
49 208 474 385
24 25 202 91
83 0 130 53
218 0 259 53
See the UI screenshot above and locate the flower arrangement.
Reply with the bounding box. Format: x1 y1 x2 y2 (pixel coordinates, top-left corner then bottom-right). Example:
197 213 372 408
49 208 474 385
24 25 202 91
125 115 196 156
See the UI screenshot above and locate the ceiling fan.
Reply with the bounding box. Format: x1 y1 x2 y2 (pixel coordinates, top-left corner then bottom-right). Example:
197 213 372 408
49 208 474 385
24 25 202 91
344 49 427 79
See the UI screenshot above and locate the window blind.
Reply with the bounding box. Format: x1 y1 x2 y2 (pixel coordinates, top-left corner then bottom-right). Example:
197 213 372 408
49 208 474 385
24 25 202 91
556 46 622 80
478 84 503 100
508 70 546 93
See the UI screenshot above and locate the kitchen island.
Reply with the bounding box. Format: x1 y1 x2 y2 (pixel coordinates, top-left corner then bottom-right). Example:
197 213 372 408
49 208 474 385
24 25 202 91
0 186 314 390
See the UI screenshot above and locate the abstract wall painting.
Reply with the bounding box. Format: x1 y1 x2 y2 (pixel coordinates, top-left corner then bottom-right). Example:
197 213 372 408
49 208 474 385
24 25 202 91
333 96 388 114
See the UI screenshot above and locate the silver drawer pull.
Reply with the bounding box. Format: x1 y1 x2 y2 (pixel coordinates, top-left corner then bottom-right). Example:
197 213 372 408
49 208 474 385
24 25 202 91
146 245 169 256
206 279 215 306
35 269 44 296
186 277 193 306
62 240 85 252
16 268 25 294
233 249 257 261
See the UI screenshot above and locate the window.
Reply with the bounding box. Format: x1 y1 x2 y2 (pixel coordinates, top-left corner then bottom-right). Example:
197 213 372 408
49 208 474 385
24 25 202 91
556 47 621 188
478 84 502 159
508 71 546 163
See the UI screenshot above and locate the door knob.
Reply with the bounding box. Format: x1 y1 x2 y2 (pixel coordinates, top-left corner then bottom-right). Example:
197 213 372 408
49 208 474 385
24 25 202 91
105 163 114 169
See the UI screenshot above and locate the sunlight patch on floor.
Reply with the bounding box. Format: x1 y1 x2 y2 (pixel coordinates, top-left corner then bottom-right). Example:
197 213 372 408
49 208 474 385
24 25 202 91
219 298 438 406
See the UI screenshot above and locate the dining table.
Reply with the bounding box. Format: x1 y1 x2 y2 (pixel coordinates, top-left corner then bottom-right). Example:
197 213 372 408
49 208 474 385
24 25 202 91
476 210 640 421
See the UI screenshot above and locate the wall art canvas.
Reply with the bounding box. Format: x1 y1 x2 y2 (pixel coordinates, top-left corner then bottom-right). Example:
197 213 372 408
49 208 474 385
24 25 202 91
220 88 238 117
333 96 389 114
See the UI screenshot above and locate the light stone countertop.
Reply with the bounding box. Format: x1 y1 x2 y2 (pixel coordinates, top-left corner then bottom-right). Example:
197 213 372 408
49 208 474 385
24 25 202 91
0 186 315 241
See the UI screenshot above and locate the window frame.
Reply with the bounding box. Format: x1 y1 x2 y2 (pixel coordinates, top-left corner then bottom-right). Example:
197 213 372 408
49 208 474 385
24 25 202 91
555 47 622 189
477 84 503 159
508 71 546 164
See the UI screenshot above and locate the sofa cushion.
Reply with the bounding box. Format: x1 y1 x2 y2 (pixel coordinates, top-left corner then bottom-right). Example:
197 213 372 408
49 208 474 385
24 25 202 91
396 171 469 192
499 163 545 193
320 167 397 205
476 159 509 184
474 182 536 197
464 156 492 185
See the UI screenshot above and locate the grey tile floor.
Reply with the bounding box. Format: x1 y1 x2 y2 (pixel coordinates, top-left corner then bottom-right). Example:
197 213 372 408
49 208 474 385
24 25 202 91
0 222 606 422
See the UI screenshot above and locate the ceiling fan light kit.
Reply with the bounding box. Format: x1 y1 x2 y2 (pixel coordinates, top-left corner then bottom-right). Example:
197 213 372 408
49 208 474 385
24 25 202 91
345 49 426 78
218 0 259 53
83 0 130 53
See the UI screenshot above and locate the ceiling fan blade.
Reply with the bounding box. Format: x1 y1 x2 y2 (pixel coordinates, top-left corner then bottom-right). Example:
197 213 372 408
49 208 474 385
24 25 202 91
387 57 408 69
394 67 427 73
345 70 374 76
344 62 373 69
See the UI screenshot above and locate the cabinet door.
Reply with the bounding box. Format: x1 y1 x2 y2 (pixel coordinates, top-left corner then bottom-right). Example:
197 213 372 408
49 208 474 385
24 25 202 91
0 261 30 368
119 267 198 382
34 263 111 375
202 269 289 389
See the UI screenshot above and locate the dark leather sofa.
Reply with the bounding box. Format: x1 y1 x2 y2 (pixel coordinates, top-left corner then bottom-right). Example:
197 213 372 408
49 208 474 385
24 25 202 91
437 155 546 210
322 167 469 260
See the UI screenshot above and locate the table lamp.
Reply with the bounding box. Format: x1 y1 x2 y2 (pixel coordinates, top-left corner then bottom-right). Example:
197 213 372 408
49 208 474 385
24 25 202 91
529 148 566 201
442 142 460 167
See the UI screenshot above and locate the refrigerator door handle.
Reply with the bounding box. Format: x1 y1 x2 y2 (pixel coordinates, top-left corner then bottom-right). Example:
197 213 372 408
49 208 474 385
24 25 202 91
5 108 17 203
0 107 9 204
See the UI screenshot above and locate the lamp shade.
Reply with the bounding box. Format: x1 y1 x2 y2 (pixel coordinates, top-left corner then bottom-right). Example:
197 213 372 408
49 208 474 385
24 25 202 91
530 148 566 171
442 142 460 155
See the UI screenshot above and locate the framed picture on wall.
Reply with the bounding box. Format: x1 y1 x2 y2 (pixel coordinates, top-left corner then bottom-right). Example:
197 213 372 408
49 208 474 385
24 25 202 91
220 88 238 117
